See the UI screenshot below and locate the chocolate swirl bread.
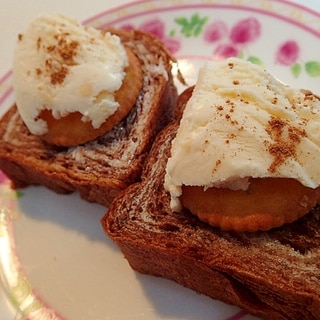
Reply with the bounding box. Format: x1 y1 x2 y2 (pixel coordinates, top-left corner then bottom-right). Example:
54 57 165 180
102 88 320 320
0 29 178 206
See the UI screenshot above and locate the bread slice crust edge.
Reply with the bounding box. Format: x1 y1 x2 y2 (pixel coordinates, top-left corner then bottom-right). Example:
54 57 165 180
102 88 320 320
0 29 178 207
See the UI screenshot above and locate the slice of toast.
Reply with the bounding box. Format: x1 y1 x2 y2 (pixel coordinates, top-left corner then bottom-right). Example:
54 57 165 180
0 28 178 207
102 88 320 320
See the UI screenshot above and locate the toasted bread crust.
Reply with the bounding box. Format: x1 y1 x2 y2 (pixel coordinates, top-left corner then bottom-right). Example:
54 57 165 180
0 29 178 206
103 89 320 320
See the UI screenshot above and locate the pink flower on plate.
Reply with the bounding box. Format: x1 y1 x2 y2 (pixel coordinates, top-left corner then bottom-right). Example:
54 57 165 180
120 18 181 54
162 37 181 54
230 17 261 44
0 171 7 184
120 23 135 31
204 21 228 43
275 40 300 66
203 17 262 61
213 44 239 60
140 19 181 54
139 18 165 39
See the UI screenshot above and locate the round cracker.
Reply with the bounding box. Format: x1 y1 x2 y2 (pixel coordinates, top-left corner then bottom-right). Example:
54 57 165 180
181 178 320 232
40 46 142 146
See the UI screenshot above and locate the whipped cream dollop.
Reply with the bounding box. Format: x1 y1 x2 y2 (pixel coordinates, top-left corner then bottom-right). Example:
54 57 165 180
12 13 128 135
165 57 320 211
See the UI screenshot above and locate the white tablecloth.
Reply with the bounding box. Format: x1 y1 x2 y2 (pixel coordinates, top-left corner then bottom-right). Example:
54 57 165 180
0 0 319 318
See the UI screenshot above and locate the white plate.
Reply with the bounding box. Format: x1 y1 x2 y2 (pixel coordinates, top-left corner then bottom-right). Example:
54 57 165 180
1 1 320 319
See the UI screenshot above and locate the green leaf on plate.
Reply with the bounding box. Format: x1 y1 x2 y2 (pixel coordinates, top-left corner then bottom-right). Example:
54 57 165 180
175 17 188 26
305 61 320 77
170 29 176 37
291 63 302 78
175 13 208 37
237 51 245 59
11 276 31 306
16 190 24 198
22 300 43 317
247 56 264 66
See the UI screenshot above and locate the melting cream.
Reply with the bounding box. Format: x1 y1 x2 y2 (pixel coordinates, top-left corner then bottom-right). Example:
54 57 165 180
13 13 128 135
165 58 320 211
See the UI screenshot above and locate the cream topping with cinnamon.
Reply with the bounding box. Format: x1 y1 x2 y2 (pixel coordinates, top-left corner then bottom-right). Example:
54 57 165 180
164 58 320 211
12 13 128 135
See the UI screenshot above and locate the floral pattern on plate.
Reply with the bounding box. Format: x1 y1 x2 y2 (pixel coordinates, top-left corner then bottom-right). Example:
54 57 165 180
119 13 320 79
